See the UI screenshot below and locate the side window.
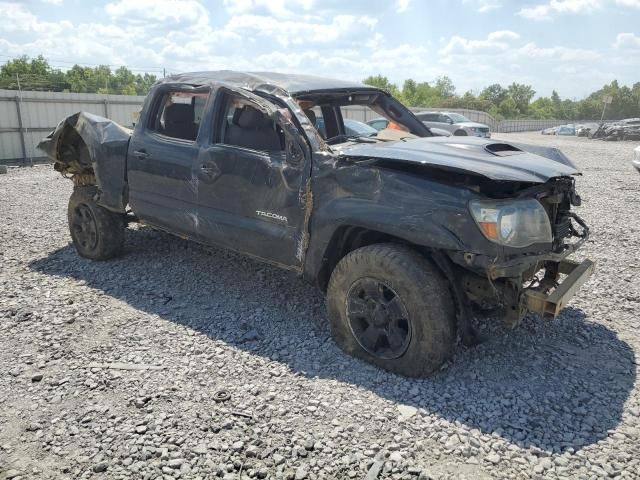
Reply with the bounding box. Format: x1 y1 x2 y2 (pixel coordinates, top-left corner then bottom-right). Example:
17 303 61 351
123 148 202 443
302 106 325 138
216 93 284 152
440 114 452 124
150 90 209 141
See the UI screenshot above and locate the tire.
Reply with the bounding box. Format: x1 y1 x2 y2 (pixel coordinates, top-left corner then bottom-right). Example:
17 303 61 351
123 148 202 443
326 243 456 377
453 129 468 136
67 186 125 260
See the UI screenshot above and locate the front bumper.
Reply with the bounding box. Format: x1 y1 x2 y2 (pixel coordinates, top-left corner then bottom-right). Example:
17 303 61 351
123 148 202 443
470 131 491 138
524 259 595 318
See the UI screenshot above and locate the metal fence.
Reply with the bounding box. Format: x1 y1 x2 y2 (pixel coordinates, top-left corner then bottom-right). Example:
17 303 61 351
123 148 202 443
0 89 145 166
0 89 613 166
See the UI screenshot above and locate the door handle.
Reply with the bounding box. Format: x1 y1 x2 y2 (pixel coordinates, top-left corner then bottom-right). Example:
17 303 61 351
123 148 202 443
200 164 220 179
133 150 150 159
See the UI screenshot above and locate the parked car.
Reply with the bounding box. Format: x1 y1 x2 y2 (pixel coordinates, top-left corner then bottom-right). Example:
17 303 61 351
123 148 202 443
634 145 640 173
344 118 378 137
556 125 576 136
414 111 491 138
366 117 390 131
541 126 558 135
39 71 593 377
367 117 450 136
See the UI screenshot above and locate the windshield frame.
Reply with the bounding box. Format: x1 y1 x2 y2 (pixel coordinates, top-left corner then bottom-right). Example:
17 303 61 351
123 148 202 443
293 88 432 144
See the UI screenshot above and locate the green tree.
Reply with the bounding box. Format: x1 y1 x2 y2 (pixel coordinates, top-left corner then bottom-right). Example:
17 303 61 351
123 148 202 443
401 79 437 107
498 97 519 118
480 84 507 105
507 83 535 115
434 76 455 98
363 74 401 98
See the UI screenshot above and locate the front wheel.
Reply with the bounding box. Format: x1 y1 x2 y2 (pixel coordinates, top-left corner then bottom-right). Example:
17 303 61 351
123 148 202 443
326 244 456 377
68 186 125 260
453 129 468 136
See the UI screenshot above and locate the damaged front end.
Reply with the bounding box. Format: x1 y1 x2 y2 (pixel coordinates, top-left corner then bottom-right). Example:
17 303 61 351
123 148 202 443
451 176 593 327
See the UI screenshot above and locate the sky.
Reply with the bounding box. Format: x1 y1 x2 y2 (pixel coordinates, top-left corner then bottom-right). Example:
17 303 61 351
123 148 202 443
1 0 639 99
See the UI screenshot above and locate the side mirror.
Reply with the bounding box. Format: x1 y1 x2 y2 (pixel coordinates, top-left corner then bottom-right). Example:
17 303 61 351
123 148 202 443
447 118 454 124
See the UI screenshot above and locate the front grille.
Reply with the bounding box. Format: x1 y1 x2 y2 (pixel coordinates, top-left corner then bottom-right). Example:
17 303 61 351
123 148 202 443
478 127 490 133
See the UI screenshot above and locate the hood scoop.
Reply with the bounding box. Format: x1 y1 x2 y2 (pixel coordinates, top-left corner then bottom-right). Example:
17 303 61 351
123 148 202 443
484 143 523 157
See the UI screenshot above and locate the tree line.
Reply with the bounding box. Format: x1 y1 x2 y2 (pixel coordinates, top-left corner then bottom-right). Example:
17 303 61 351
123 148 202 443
2 56 638 120
364 74 640 121
0 55 158 95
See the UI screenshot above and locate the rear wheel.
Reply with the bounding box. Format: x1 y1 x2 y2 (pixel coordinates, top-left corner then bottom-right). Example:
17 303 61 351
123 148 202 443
68 186 125 260
326 243 456 377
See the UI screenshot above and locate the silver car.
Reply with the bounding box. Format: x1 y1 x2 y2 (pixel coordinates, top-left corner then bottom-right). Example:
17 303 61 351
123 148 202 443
415 111 491 138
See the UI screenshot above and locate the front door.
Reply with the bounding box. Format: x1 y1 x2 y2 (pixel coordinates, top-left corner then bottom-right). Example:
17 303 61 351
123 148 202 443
195 88 309 268
128 87 209 237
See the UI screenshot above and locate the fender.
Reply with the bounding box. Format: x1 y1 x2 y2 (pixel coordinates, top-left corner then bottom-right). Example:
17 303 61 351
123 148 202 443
38 112 131 213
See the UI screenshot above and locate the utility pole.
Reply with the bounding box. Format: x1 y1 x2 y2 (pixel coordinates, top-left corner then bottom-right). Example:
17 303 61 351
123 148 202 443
15 73 33 166
163 68 166 79
601 95 612 122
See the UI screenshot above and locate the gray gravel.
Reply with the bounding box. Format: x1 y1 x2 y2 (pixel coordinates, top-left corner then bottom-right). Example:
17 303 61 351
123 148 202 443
1 132 639 479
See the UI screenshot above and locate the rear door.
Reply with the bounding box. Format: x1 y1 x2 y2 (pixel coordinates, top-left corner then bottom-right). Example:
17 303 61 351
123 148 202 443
195 87 311 268
128 86 210 237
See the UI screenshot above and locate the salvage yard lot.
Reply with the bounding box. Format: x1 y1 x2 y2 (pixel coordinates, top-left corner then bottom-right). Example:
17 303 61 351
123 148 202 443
1 132 639 479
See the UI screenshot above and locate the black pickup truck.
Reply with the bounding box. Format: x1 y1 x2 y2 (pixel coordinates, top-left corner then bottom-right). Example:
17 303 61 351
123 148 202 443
39 71 594 377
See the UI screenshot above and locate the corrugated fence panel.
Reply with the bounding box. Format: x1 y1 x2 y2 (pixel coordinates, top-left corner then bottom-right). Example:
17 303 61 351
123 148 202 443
0 89 146 164
0 132 23 159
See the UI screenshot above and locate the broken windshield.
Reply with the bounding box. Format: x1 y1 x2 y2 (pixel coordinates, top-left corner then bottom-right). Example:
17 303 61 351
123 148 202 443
294 90 431 145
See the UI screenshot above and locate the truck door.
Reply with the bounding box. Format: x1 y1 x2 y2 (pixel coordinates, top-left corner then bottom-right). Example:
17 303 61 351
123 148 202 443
195 88 310 269
127 87 209 237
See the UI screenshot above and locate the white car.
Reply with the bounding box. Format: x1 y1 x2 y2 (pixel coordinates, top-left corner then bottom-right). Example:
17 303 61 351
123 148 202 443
633 145 640 173
414 111 491 138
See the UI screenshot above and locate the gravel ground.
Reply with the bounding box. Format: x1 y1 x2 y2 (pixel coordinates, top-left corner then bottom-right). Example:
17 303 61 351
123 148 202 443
1 132 639 480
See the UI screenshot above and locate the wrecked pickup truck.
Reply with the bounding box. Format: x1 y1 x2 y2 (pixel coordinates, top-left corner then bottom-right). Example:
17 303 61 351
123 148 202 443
39 71 594 377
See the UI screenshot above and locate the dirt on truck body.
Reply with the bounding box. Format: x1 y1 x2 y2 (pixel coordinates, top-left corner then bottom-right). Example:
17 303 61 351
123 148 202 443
38 71 594 377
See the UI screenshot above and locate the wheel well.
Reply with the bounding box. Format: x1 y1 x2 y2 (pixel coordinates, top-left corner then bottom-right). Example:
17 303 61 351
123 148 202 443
53 128 95 179
317 226 414 292
453 129 467 136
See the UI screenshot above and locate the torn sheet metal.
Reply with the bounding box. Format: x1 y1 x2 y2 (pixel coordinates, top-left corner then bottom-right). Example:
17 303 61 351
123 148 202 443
38 112 131 212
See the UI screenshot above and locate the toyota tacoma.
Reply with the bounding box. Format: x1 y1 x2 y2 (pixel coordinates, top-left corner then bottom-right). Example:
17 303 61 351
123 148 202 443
38 71 594 377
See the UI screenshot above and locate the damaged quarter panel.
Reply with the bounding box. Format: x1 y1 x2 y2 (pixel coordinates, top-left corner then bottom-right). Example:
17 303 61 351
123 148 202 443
38 112 131 212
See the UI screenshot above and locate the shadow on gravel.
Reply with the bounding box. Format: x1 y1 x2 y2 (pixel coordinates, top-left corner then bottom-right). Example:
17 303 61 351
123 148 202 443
30 227 636 453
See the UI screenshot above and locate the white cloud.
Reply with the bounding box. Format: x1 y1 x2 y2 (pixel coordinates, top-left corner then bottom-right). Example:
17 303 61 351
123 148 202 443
222 0 315 17
42 0 63 5
613 32 640 50
224 13 377 48
396 0 411 13
462 0 502 12
105 0 209 26
0 2 72 35
518 42 602 61
439 30 519 56
518 0 640 19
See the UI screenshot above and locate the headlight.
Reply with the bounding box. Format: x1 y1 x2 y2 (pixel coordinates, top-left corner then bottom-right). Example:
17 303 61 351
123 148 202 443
469 127 479 132
469 199 552 247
